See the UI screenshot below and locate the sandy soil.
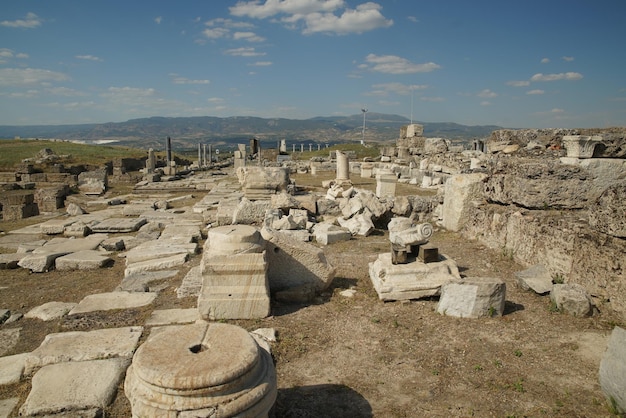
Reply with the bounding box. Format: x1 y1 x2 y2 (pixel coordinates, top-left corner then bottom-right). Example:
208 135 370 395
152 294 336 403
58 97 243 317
0 175 622 417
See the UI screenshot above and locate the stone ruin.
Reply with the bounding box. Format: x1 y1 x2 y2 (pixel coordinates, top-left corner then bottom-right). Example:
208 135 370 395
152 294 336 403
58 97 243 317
364 198 501 320
2 124 626 415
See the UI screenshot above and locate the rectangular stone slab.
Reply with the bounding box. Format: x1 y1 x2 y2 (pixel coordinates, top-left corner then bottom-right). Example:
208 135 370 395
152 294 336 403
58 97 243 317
90 217 147 233
69 292 157 315
24 326 143 375
19 358 129 416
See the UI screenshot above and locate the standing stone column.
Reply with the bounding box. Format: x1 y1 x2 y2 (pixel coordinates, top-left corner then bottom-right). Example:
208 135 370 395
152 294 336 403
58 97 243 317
336 150 350 181
198 225 270 320
197 143 202 167
146 148 155 173
208 144 212 164
202 144 207 167
165 136 172 164
376 169 397 198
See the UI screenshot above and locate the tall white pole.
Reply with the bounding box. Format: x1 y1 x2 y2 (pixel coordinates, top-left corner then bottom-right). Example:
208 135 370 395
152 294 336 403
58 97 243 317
361 107 368 144
410 86 414 125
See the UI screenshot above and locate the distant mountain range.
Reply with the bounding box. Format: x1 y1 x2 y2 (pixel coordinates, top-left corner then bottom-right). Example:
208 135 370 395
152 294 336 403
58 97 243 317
0 113 502 150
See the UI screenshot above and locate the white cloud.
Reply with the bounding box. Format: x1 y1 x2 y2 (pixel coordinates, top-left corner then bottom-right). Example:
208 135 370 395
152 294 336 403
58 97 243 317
155 16 162 24
206 18 255 29
76 55 103 62
368 82 428 96
562 56 574 62
233 31 266 42
541 57 550 64
551 108 564 113
230 0 345 19
480 101 491 106
477 89 497 98
203 27 230 39
230 0 392 35
530 72 583 81
526 89 544 95
363 54 440 74
507 80 530 87
302 3 393 35
46 87 86 96
0 48 29 62
248 61 273 66
207 97 224 103
407 16 418 23
420 96 445 102
171 76 210 85
1 12 42 29
0 68 69 86
1 89 38 99
224 47 266 56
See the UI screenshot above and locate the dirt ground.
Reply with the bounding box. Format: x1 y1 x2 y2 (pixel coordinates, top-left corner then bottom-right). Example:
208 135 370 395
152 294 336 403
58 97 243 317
0 173 623 417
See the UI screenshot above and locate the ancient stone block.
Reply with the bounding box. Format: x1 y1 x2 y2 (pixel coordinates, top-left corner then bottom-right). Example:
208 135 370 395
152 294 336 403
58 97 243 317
369 253 461 301
550 283 593 317
599 326 626 414
262 228 335 292
442 173 487 232
437 277 506 318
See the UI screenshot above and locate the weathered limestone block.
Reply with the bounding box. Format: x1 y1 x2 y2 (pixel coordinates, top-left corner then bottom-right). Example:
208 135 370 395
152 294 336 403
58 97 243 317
176 265 202 298
17 251 70 273
261 228 335 292
424 137 448 154
589 182 626 238
0 353 28 385
124 322 277 417
119 270 178 293
233 197 272 225
338 209 375 236
271 191 301 212
391 195 412 216
368 253 461 301
35 185 68 212
442 173 487 232
40 218 76 235
55 250 113 270
69 292 157 315
90 217 147 233
25 301 77 321
485 159 625 210
312 223 351 245
20 358 129 417
200 225 270 320
514 264 553 295
376 171 397 198
63 221 91 237
78 169 108 195
550 283 593 317
599 327 626 414
24 326 142 374
124 252 189 277
437 277 506 318
199 252 270 320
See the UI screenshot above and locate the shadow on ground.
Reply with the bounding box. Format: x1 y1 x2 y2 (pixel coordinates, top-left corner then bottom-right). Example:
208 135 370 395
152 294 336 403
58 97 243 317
274 384 373 418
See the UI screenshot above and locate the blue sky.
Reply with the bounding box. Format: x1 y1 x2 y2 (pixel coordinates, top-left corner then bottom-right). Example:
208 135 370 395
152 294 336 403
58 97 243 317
1 0 625 128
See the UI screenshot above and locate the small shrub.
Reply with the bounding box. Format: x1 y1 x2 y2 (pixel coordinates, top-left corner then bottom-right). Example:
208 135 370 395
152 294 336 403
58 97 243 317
552 273 565 284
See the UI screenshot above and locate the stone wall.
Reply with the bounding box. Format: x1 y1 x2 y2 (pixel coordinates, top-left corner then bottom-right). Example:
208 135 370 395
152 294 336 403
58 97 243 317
444 147 626 319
